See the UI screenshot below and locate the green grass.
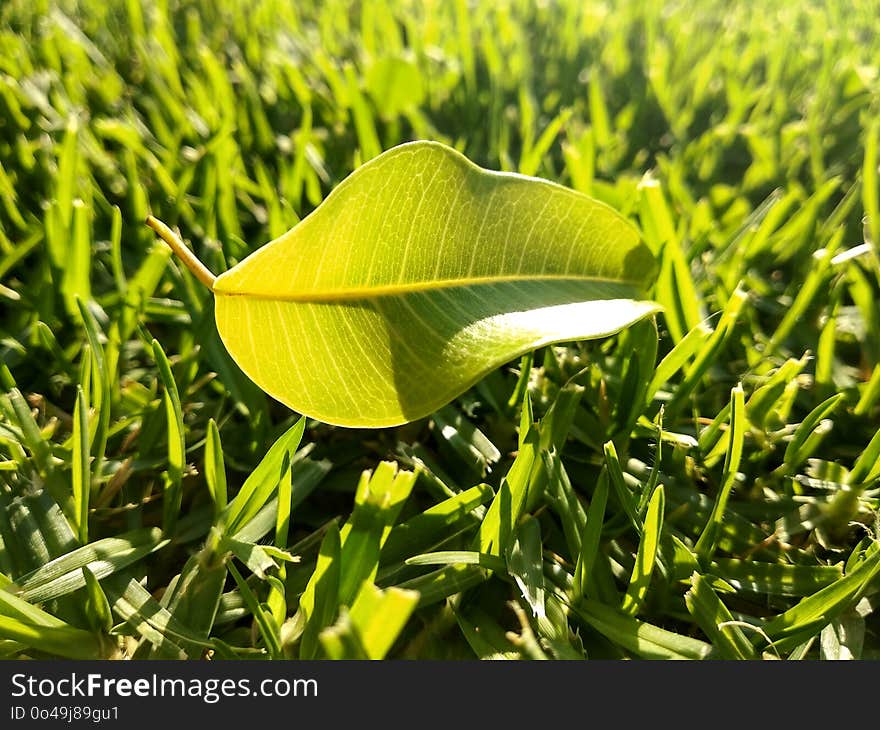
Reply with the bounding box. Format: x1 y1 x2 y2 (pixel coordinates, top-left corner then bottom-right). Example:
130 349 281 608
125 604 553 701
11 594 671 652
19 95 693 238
1 0 879 659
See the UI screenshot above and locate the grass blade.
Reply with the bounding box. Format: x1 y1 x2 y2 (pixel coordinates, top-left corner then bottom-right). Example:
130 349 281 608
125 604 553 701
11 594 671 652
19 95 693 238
685 573 757 659
621 485 665 616
204 418 227 519
71 385 89 543
151 339 184 536
696 384 745 565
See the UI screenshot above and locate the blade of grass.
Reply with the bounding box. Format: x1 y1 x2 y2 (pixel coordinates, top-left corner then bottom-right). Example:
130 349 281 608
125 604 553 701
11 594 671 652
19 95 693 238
573 472 610 599
685 572 757 659
695 384 745 566
224 418 305 535
151 339 184 536
621 485 665 616
204 418 227 520
227 559 281 659
71 385 89 543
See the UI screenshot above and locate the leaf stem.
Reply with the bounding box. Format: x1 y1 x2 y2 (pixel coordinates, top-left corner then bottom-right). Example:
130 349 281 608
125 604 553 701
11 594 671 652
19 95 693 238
145 215 216 289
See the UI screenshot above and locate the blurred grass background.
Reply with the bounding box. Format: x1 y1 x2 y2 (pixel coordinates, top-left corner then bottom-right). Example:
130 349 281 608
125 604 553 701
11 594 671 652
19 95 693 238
1 0 880 659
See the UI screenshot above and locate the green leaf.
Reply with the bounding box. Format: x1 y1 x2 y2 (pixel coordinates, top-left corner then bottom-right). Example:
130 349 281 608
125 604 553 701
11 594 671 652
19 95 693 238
455 605 520 659
204 419 227 518
695 384 745 565
573 472 609 599
783 393 844 473
848 423 880 487
380 483 494 566
12 528 169 603
75 297 111 474
297 521 341 660
639 178 704 342
338 462 416 605
543 449 586 560
0 585 107 661
405 550 507 571
397 564 490 607
431 405 501 478
275 452 292 549
223 418 305 535
0 366 52 477
317 611 369 660
479 397 540 556
0 615 104 660
146 546 227 659
685 572 757 660
667 288 748 417
151 339 184 536
209 141 657 427
574 599 711 660
71 385 89 544
81 566 114 634
863 116 879 269
710 558 843 597
854 365 880 416
323 583 419 660
621 485 665 616
16 527 168 603
761 543 880 653
228 560 281 658
224 537 279 580
819 608 865 660
506 516 546 618
604 440 641 534
645 322 712 407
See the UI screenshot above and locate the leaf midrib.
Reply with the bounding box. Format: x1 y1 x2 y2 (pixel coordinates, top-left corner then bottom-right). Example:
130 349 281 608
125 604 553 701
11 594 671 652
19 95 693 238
212 272 646 303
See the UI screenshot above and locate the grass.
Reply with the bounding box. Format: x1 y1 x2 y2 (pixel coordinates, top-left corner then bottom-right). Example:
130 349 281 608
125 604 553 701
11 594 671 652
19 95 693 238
0 0 879 659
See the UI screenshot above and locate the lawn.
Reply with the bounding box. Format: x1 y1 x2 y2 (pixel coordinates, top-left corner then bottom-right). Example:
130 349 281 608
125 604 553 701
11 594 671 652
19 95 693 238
1 0 879 660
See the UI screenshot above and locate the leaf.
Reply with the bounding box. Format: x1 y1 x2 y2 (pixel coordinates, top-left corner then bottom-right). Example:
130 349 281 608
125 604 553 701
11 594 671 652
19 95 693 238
573 472 609 599
151 339 184 536
761 542 880 653
620 485 665 616
574 600 711 660
81 566 114 634
478 396 540 556
783 393 844 473
205 141 657 427
204 419 227 518
848 422 880 487
227 560 281 658
710 558 843 597
317 610 369 660
380 483 494 566
506 516 546 619
644 322 712 407
321 583 419 660
337 462 417 605
685 573 757 660
455 606 520 659
0 615 104 660
145 548 227 659
71 385 89 544
12 528 169 603
225 538 278 580
819 608 865 660
397 564 490 608
223 418 305 535
604 440 641 533
432 404 501 477
695 384 745 566
405 550 507 571
297 521 341 660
